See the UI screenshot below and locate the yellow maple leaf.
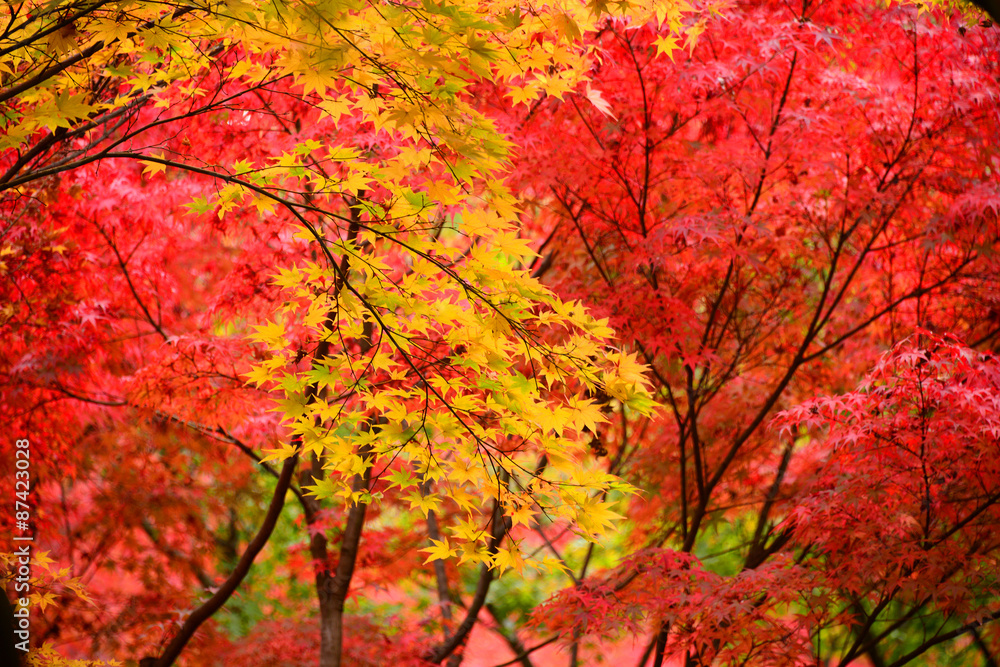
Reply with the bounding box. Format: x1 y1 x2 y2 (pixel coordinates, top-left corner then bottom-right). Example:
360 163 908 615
420 538 459 563
140 152 167 177
654 34 681 60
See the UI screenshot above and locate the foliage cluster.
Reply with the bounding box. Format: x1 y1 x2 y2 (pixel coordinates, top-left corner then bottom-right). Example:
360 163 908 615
1 0 999 664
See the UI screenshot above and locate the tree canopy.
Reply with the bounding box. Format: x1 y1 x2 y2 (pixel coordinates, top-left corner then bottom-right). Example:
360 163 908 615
1 0 999 664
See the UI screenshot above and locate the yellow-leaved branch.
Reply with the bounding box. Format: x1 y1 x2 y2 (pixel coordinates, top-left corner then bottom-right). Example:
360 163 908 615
1 0 703 575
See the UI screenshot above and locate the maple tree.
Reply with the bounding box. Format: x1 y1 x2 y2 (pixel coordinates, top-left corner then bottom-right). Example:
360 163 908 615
2 0 1000 665
497 0 1000 664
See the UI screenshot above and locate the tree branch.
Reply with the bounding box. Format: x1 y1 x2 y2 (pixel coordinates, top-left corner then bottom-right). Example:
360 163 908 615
146 453 298 667
426 500 508 664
